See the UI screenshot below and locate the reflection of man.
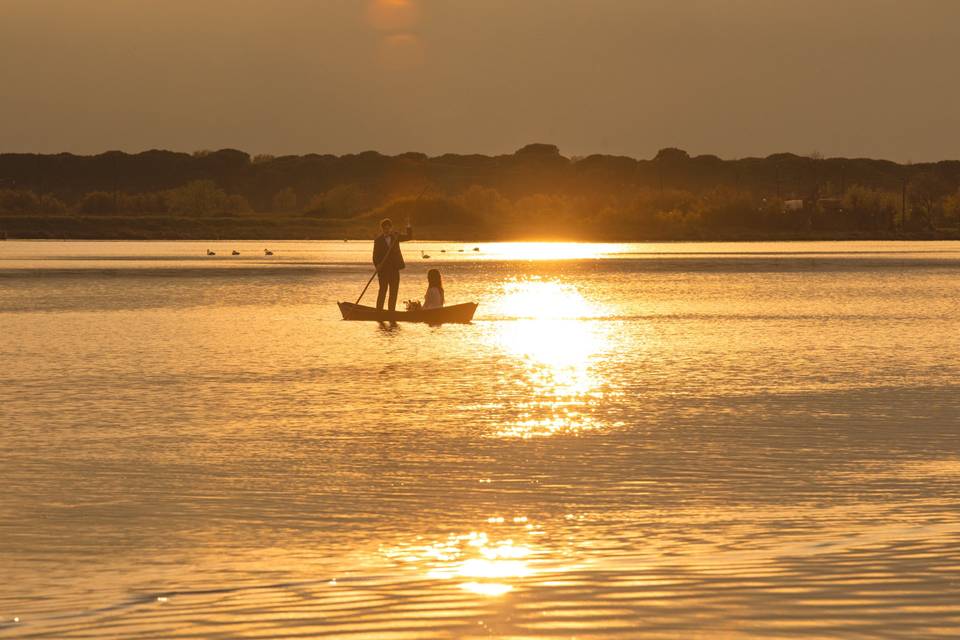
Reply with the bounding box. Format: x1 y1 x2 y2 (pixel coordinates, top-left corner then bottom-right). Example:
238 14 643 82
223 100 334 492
372 217 413 311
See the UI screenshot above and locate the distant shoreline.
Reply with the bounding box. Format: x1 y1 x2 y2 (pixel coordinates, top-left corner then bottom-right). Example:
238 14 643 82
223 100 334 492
4 146 960 243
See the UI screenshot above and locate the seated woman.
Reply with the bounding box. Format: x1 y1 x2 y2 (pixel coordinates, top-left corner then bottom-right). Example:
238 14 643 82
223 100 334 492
423 268 445 310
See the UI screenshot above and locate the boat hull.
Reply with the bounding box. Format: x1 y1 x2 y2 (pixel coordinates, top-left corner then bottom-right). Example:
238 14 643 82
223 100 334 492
337 302 478 324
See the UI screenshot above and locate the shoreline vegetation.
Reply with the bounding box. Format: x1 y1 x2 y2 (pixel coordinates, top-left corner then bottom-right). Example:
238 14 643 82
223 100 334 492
2 144 959 241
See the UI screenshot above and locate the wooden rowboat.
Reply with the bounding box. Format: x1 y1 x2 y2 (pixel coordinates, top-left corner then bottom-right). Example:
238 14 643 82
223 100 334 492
337 301 478 324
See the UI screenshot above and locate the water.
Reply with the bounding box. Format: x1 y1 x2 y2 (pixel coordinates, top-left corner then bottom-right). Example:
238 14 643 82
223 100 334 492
1 240 959 638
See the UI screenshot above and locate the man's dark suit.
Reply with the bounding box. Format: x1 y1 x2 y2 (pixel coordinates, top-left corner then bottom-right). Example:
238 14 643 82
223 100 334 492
372 226 413 311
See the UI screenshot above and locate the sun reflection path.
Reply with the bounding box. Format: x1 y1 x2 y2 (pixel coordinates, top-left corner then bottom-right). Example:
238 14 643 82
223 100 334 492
382 518 547 598
483 242 620 261
489 279 619 437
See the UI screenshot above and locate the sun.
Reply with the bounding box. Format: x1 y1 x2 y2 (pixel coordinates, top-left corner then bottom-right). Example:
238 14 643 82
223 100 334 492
366 0 419 31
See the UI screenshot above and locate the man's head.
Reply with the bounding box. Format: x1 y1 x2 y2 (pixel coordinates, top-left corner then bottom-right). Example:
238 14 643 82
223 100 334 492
380 218 393 233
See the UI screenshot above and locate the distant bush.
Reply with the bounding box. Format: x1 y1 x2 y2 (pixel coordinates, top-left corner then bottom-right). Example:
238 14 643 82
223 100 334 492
699 188 764 228
119 192 169 214
372 195 483 229
0 189 66 215
71 181 250 216
77 191 119 214
41 195 68 215
164 180 250 215
0 189 41 213
907 172 951 230
842 185 898 230
271 187 298 212
943 188 960 228
303 184 372 218
454 185 509 221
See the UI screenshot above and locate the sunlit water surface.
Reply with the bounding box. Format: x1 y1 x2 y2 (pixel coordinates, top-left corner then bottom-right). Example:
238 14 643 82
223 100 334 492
1 240 959 638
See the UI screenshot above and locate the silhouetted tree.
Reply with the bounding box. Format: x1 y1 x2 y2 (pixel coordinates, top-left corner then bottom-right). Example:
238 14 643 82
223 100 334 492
843 185 898 230
77 191 119 215
3 143 960 238
654 147 690 163
908 172 950 230
272 187 298 212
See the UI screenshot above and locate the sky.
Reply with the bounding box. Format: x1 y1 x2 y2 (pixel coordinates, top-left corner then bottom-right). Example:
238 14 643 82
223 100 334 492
1 0 959 161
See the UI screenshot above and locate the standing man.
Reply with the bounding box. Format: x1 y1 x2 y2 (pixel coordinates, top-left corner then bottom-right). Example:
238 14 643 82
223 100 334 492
372 217 413 312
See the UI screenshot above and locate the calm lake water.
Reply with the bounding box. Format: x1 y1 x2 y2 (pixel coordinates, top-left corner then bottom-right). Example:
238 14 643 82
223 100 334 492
1 240 959 638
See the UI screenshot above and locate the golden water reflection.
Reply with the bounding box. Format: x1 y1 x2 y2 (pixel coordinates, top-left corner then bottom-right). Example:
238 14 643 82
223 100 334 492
491 279 616 437
383 525 541 598
483 242 619 261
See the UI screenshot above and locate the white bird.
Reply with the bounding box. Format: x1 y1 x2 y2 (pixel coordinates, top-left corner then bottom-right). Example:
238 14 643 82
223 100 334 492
264 248 273 256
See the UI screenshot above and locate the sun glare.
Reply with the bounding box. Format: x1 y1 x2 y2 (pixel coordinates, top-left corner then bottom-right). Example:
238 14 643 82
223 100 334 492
366 0 419 31
490 278 604 321
484 242 617 261
489 280 614 437
384 529 536 598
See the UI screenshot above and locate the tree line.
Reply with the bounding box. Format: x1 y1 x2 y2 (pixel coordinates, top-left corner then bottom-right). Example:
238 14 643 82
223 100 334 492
2 144 959 239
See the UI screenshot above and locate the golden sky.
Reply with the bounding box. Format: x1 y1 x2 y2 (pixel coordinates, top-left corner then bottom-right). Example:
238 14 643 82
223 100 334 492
1 0 958 160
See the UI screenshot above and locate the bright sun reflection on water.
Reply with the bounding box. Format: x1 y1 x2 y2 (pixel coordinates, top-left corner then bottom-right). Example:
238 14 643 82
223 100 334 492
490 278 605 320
484 242 618 261
490 279 615 437
383 528 537 598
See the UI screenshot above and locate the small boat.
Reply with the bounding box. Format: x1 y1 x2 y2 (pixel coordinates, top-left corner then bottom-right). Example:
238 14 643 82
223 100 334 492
421 251 431 259
206 249 216 256
231 250 240 256
264 248 273 255
338 302 478 324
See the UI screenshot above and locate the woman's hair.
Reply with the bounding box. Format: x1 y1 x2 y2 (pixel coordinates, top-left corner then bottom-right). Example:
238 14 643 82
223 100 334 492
427 268 443 293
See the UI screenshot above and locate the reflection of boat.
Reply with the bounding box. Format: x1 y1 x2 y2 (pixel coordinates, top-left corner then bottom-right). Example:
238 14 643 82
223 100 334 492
337 302 478 324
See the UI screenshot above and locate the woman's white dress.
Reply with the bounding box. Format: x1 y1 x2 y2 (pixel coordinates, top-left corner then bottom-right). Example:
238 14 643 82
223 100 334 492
423 286 444 310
